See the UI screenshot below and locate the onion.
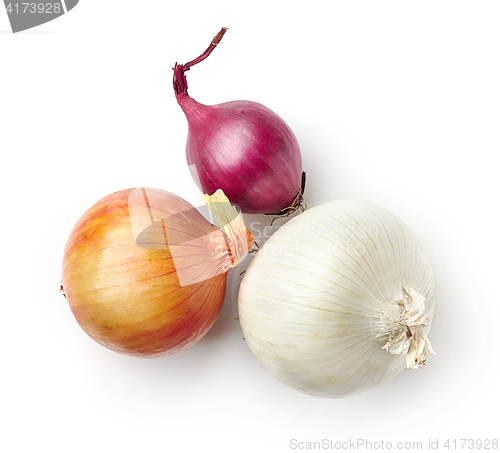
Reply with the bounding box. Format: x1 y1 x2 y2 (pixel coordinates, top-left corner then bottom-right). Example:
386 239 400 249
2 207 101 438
173 28 305 215
238 200 435 398
62 187 253 357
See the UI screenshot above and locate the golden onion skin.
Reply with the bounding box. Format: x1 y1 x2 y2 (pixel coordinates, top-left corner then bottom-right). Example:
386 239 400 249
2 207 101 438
62 188 249 357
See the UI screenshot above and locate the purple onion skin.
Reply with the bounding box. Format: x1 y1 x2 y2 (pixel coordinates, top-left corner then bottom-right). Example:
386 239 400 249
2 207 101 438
178 95 303 214
173 28 304 215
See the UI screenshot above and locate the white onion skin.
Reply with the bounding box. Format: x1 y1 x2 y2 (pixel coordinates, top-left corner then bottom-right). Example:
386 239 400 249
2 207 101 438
62 188 253 358
238 200 435 398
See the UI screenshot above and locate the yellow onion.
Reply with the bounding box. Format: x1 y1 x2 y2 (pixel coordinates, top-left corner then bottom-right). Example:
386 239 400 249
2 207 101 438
62 187 253 357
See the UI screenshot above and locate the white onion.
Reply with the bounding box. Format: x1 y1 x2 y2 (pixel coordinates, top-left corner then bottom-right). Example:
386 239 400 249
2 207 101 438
238 200 435 398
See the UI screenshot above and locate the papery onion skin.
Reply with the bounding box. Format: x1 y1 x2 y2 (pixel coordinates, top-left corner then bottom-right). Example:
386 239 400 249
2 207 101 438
62 188 253 358
173 28 304 215
238 200 435 398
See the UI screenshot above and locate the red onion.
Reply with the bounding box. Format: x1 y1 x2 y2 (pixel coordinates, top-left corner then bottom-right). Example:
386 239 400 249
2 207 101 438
61 187 253 357
173 28 306 215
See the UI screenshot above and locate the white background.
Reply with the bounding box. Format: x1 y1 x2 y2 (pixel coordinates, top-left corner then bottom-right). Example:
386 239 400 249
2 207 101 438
1 1 499 452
